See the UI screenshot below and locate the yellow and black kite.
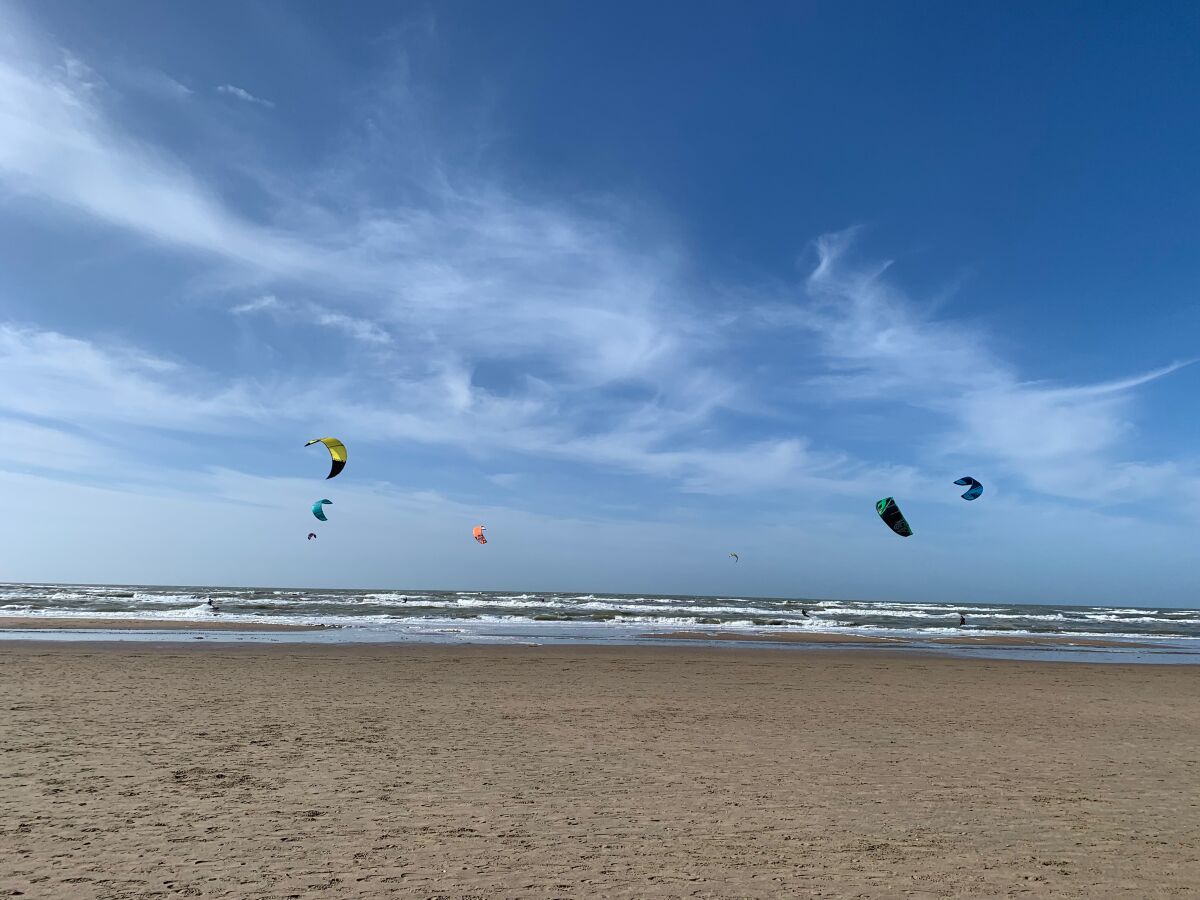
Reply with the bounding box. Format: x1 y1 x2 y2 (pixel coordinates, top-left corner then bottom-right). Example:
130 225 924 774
305 437 347 479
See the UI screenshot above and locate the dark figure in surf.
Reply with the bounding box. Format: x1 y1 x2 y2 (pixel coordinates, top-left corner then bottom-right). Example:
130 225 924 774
959 614 966 626
207 598 220 615
801 609 810 618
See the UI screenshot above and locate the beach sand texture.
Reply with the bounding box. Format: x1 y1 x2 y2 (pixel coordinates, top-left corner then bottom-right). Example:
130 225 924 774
2 643 1198 898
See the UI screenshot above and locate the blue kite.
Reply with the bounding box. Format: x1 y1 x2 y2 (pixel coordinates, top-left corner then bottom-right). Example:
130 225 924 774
954 477 983 501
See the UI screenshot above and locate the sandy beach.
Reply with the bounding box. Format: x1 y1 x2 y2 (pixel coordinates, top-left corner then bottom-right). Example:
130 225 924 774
2 642 1198 898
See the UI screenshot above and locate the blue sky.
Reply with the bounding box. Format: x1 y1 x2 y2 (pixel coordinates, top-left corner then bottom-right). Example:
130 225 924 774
1 1 1198 604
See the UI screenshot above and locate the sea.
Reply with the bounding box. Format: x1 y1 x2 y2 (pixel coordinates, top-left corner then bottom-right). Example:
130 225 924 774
2 581 1200 663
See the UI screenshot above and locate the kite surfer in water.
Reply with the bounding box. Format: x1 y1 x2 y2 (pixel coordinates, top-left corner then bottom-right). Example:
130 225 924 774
959 614 966 626
207 598 220 615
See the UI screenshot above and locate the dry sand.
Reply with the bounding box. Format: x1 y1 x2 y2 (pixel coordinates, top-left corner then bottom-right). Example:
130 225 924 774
2 642 1198 898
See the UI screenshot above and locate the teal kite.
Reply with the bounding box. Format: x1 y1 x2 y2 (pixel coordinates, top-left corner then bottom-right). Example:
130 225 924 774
312 499 332 521
954 476 983 501
876 497 913 537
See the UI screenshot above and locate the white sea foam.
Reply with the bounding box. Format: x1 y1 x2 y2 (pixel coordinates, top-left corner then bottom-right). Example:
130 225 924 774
3 583 1200 647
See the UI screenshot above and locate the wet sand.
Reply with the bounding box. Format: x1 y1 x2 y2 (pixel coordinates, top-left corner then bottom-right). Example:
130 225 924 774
928 634 1162 648
651 629 1163 649
2 642 1198 898
649 629 900 643
0 617 327 632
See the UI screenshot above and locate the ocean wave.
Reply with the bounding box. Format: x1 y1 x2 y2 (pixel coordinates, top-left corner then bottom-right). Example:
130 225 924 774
3 583 1200 643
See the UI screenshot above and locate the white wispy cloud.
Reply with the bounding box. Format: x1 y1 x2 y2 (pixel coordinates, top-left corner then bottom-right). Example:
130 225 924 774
216 83 273 107
792 231 1195 505
0 19 700 387
0 11 1194 516
57 50 104 95
0 17 784 490
231 295 282 315
130 68 193 100
0 324 261 431
310 309 392 345
0 26 308 270
232 294 392 345
0 417 119 473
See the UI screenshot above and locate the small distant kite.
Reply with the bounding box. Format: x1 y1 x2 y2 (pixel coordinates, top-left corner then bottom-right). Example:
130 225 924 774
876 496 913 537
729 552 739 563
473 524 487 545
954 476 983 501
307 533 317 540
312 499 332 521
305 437 347 479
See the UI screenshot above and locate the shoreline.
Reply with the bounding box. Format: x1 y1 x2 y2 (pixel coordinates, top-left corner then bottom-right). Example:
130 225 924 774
647 628 1167 649
0 617 1185 654
0 616 329 632
0 637 1185 662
